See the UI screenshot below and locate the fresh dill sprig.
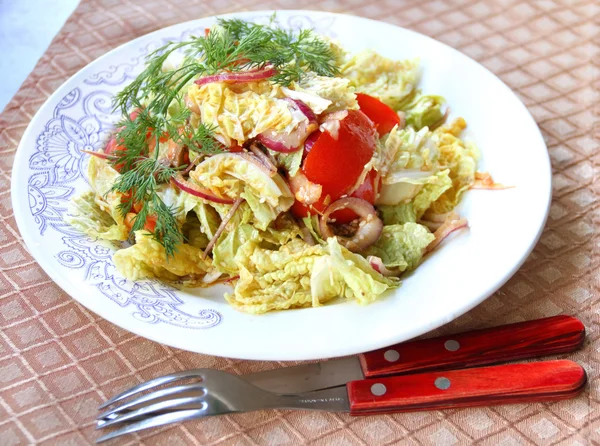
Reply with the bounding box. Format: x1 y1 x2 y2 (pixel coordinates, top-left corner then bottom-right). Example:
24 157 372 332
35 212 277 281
108 14 340 255
214 18 340 85
112 158 183 257
169 121 224 155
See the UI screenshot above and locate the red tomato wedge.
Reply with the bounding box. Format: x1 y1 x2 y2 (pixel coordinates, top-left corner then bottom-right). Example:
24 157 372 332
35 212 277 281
302 110 377 200
291 110 378 221
356 93 401 135
290 169 379 222
331 170 378 224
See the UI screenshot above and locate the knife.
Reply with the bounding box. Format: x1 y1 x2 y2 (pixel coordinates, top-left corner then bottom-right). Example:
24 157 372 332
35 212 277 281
96 358 587 443
245 315 585 393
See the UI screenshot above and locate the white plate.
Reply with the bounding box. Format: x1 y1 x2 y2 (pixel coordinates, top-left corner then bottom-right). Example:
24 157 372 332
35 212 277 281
12 10 551 361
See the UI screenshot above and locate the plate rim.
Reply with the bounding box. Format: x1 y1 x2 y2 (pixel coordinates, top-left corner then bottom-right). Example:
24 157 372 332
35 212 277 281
11 9 552 361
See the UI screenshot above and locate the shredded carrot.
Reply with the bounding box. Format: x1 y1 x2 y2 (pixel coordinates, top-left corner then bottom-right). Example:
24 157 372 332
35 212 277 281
471 171 514 190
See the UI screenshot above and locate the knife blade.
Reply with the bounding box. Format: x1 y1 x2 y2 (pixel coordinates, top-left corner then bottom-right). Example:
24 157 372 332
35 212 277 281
245 356 364 393
245 315 584 393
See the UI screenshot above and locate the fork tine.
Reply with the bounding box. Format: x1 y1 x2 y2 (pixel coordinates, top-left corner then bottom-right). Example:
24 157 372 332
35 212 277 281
96 408 208 443
98 369 205 409
97 382 206 421
97 396 205 430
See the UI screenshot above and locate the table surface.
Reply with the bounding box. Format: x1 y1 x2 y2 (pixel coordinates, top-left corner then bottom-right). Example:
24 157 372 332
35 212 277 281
0 0 598 445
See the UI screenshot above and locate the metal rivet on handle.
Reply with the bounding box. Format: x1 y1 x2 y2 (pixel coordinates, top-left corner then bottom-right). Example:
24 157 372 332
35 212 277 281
444 340 460 352
371 383 387 396
384 349 400 362
435 377 451 390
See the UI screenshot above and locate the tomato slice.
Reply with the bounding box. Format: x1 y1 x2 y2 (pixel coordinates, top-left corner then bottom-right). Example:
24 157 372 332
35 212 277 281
292 111 378 221
331 170 378 224
143 215 157 232
301 110 377 200
227 143 244 153
123 211 156 232
104 136 127 172
356 93 401 135
291 170 379 223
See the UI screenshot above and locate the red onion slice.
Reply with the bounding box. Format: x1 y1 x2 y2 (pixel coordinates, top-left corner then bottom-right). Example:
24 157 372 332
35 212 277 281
171 174 234 204
425 213 468 253
367 256 397 277
201 270 223 284
319 197 383 252
303 130 320 156
195 67 277 86
256 132 302 153
256 98 319 153
244 146 277 177
234 151 276 177
282 97 317 124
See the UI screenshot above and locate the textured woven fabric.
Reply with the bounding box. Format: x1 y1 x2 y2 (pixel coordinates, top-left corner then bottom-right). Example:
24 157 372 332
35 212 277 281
0 0 598 444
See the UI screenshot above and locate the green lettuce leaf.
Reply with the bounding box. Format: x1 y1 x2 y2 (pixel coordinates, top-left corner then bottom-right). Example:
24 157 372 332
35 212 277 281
260 214 303 246
341 50 420 109
182 213 210 249
225 238 398 314
378 170 452 221
87 155 125 224
364 223 434 272
192 202 221 240
66 191 129 241
429 119 478 214
403 95 446 130
212 214 302 275
113 231 212 285
378 203 417 226
213 224 258 275
290 74 358 113
268 149 303 177
302 215 326 244
376 119 476 214
190 153 294 230
379 125 440 177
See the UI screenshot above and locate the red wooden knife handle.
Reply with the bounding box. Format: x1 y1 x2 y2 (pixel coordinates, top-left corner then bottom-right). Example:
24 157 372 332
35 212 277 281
348 360 586 415
359 315 584 378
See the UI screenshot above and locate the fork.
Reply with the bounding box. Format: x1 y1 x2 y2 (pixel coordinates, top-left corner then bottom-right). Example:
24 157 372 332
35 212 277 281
96 359 586 442
96 368 349 442
96 316 587 442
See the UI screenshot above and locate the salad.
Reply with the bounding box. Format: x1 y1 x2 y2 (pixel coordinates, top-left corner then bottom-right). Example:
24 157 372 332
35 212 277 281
68 17 497 314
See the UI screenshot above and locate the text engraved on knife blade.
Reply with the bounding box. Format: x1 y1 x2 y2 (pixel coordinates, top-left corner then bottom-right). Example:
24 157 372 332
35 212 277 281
297 397 346 404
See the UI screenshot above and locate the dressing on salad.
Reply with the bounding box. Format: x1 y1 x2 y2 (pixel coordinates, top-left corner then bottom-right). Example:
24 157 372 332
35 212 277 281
68 16 497 314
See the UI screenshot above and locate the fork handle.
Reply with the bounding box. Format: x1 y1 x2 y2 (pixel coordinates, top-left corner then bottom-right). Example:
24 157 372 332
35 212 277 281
348 360 586 415
359 315 584 378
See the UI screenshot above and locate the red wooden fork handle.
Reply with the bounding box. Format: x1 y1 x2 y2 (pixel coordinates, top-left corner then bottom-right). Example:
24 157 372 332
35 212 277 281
348 360 586 415
359 315 585 378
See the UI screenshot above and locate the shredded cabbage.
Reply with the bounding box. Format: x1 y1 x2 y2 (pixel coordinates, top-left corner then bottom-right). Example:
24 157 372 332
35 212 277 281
225 237 398 313
341 50 420 109
67 35 480 314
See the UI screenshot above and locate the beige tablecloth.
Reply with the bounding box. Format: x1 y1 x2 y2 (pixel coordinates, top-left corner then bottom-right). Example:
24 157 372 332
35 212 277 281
0 0 598 444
